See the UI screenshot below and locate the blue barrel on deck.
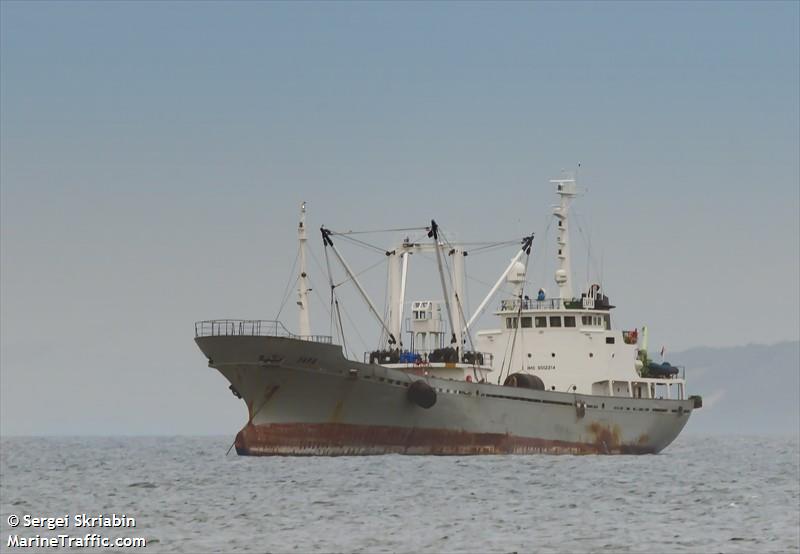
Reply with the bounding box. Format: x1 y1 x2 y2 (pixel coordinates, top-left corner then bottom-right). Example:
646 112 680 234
400 351 421 363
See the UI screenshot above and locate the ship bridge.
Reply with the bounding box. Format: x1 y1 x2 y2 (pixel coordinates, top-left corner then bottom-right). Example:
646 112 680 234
495 291 630 340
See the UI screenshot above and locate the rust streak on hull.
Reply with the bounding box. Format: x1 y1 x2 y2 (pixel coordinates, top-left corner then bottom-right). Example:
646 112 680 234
234 422 657 456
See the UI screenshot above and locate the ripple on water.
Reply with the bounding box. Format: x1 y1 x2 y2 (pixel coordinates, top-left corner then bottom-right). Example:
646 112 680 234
0 435 798 553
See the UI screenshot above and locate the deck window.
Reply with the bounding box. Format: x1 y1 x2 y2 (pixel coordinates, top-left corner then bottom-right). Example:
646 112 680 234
564 316 576 327
582 315 591 326
606 336 615 344
549 316 562 328
505 317 513 329
521 317 532 328
535 316 547 328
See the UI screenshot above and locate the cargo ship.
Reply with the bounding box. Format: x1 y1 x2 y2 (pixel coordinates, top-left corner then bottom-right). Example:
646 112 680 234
194 176 701 455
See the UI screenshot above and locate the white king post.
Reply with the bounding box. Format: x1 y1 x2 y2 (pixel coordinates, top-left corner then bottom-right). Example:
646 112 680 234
297 201 311 337
551 177 577 300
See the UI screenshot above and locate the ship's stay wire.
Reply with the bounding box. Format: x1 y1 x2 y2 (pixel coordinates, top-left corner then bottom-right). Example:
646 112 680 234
274 246 300 322
334 256 387 289
308 239 386 352
572 210 602 290
329 226 429 236
498 247 533 384
322 243 349 356
463 239 519 255
379 263 391 348
336 295 371 356
306 274 332 319
411 248 528 335
437 228 478 371
330 233 386 254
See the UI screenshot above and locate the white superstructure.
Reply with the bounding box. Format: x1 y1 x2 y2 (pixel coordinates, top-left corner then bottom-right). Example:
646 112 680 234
313 176 685 400
471 178 684 399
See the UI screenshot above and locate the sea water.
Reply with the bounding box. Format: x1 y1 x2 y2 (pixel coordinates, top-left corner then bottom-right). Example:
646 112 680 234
1 435 798 553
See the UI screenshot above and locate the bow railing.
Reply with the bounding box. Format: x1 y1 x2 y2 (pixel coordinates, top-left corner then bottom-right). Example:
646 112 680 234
194 319 332 344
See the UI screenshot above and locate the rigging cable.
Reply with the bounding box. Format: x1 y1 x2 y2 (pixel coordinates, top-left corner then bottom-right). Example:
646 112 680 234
379 258 392 349
464 240 520 255
322 232 349 357
498 237 534 384
329 226 429 236
306 275 332 318
572 210 602 289
330 233 387 254
336 295 372 356
273 246 300 321
439 227 476 364
334 256 388 289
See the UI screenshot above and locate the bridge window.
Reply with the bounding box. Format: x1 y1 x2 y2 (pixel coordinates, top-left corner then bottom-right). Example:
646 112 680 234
521 317 532 328
535 316 547 328
550 316 562 328
506 317 518 328
564 316 576 327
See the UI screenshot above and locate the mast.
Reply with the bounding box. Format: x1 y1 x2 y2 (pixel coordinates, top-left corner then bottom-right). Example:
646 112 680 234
429 220 458 348
398 251 409 339
387 250 403 346
450 246 466 350
551 177 577 300
386 249 411 348
297 201 311 337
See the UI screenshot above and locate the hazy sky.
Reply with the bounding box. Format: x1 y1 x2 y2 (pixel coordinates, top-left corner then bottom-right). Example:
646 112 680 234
2 1 798 435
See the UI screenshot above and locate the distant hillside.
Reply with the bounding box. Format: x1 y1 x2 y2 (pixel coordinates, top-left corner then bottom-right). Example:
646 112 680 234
672 341 799 436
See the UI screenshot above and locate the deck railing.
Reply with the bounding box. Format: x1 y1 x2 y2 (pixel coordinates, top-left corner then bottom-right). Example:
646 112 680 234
500 298 564 311
194 319 333 344
499 296 606 311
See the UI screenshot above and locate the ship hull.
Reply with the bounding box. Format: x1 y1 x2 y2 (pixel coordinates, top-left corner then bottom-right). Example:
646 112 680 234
196 336 696 456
